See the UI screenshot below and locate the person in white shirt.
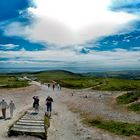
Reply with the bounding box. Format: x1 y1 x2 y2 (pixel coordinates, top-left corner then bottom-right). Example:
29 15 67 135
57 83 61 90
9 100 16 118
0 99 8 119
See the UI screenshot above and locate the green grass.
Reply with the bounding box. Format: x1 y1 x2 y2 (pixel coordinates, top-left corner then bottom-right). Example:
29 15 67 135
92 78 140 91
59 78 101 89
85 118 140 136
44 114 50 138
31 70 140 91
128 102 140 112
33 70 82 83
0 76 29 88
44 115 50 127
116 91 140 104
2 70 139 91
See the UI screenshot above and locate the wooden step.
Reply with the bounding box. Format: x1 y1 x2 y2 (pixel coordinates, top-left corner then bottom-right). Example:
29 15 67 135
11 127 45 133
13 124 44 129
8 110 48 140
19 119 44 123
16 122 44 126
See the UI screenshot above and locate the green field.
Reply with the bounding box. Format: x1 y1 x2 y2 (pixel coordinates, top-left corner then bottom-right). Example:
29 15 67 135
33 70 82 82
85 118 140 136
116 91 140 112
128 102 140 112
31 70 140 91
0 70 140 91
116 91 140 104
0 76 29 88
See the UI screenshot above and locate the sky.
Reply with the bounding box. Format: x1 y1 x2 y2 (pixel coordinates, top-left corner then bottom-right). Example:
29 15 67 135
0 0 140 72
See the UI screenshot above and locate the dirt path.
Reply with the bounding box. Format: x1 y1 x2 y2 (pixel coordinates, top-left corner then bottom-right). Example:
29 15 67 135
47 88 129 140
63 89 140 123
48 95 125 140
0 83 139 140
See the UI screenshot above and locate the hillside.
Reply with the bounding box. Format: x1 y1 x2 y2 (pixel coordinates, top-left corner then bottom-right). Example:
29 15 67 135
0 70 140 91
32 70 83 82
84 70 140 80
30 70 140 91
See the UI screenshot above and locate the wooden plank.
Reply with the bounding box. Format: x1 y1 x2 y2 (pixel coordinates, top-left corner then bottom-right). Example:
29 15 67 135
13 124 44 129
21 117 44 121
11 127 45 133
8 110 47 140
19 119 44 123
16 122 44 126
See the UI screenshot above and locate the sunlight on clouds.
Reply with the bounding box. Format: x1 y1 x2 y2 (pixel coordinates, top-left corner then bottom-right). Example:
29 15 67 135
29 0 111 31
0 44 19 49
24 0 138 46
29 0 136 31
2 0 138 46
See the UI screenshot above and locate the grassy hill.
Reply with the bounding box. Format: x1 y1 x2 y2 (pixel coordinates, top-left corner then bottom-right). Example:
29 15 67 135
84 70 140 80
30 70 140 91
0 70 140 91
32 70 82 82
0 76 29 88
116 91 140 112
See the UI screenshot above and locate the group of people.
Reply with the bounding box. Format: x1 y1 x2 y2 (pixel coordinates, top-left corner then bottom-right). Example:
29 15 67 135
0 83 58 120
33 96 53 116
47 83 61 91
0 95 54 120
0 99 16 120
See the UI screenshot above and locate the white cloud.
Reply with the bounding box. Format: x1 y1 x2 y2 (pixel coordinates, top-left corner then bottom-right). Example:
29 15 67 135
2 0 138 46
132 47 140 50
0 49 139 70
0 44 19 49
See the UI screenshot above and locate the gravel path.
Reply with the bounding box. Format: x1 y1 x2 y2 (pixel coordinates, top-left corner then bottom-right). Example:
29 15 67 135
63 89 140 123
0 83 140 140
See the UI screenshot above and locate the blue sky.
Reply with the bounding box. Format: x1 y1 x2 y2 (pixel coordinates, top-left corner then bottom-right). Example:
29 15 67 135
0 0 140 72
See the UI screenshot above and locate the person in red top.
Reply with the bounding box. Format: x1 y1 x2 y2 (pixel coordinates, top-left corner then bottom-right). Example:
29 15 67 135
46 96 53 116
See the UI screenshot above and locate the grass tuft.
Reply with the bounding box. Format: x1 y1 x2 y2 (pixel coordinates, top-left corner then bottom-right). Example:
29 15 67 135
0 76 29 88
128 102 140 112
85 118 140 136
116 91 140 104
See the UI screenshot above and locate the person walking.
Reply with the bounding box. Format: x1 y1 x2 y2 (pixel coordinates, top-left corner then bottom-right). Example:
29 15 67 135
57 83 61 90
48 83 50 88
52 84 55 91
9 100 16 118
0 99 8 120
33 96 39 114
46 96 53 116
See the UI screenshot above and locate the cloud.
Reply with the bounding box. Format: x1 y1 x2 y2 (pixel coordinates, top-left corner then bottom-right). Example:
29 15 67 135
2 0 138 46
0 0 139 72
0 44 19 49
132 47 140 50
0 49 139 71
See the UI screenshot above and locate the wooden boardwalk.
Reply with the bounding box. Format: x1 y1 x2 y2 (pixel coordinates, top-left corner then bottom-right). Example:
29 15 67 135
9 110 47 140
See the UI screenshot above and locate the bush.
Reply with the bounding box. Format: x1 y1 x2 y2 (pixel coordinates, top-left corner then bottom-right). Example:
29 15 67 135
128 102 140 112
116 91 140 104
0 76 29 88
86 119 140 136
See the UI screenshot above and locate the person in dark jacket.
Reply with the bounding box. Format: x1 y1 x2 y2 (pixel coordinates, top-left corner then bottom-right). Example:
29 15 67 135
46 96 53 116
33 96 39 114
52 84 55 91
